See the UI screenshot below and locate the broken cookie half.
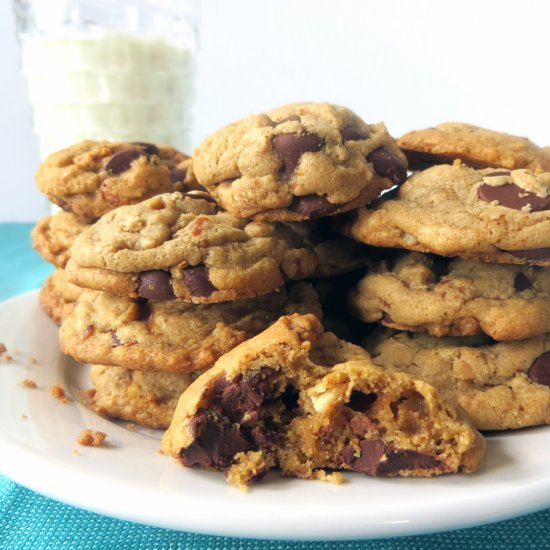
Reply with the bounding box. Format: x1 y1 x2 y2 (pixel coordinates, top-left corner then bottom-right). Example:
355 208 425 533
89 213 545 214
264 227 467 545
161 314 485 489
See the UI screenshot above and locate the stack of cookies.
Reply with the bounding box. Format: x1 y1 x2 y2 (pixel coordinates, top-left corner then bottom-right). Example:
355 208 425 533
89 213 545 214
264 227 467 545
345 123 550 431
35 105 550 488
53 103 410 436
31 140 194 325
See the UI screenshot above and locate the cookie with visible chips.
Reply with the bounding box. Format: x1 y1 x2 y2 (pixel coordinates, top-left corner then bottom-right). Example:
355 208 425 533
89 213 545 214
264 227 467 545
35 140 197 222
367 329 550 430
193 102 407 222
348 251 550 341
162 314 484 489
59 283 322 373
343 163 550 265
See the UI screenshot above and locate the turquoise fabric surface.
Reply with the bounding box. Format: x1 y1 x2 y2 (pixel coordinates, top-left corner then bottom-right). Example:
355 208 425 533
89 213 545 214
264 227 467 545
1 223 550 549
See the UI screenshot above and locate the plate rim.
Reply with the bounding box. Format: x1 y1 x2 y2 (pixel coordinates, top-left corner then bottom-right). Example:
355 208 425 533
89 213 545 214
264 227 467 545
1 290 550 541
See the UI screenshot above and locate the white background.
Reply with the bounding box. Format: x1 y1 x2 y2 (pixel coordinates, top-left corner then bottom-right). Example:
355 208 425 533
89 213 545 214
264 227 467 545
2 0 550 221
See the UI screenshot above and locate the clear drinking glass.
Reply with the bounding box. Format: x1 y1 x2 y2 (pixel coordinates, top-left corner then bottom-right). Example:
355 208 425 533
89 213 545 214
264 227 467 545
12 0 198 159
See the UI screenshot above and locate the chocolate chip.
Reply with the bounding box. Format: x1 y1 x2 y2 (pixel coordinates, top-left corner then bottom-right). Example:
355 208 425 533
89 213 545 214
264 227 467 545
131 142 160 156
478 183 550 212
341 125 369 141
339 439 445 476
347 390 377 413
500 248 550 261
528 352 550 387
514 272 532 291
170 168 188 182
180 412 251 470
137 270 175 301
182 265 217 297
106 150 145 175
367 146 407 185
272 132 325 179
288 194 339 218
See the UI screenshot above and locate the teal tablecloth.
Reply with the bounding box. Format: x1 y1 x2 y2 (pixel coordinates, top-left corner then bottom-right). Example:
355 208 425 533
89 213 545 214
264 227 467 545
1 223 550 549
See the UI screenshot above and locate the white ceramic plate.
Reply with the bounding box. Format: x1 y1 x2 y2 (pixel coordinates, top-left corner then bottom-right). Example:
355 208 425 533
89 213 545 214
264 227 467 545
1 291 550 541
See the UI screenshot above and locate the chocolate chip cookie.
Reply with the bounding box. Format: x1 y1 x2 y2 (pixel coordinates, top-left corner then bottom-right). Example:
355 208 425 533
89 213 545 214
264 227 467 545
398 122 550 173
32 211 89 268
367 329 550 430
162 314 484 489
349 252 550 341
35 140 196 222
39 269 83 324
193 102 408 221
66 191 358 303
59 283 322 373
87 365 196 429
343 164 550 265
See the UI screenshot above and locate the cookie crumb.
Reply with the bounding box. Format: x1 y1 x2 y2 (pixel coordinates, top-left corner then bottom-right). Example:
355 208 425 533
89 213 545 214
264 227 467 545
0 343 6 354
21 414 28 421
3 354 13 363
30 356 38 364
49 383 72 404
72 448 81 456
126 423 136 430
20 379 37 389
77 429 107 447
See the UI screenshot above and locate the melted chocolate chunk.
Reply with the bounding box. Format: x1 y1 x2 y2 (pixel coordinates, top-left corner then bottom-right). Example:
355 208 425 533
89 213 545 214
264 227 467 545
137 270 175 301
347 391 377 413
170 168 188 183
500 248 550 261
289 194 339 218
514 272 532 291
131 142 160 156
182 265 217 297
341 125 369 141
272 132 325 179
339 439 445 476
528 352 550 387
106 149 145 175
180 412 251 470
478 183 550 212
367 147 407 185
281 384 300 410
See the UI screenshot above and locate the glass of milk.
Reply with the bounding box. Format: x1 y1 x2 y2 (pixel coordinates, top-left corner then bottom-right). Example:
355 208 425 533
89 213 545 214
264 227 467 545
13 0 198 159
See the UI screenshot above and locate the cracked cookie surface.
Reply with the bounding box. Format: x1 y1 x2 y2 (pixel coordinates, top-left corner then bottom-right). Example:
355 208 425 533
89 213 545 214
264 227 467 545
36 140 195 222
59 283 322 373
193 102 407 221
343 164 550 265
398 122 550 173
367 329 550 430
348 252 550 341
162 314 484 489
